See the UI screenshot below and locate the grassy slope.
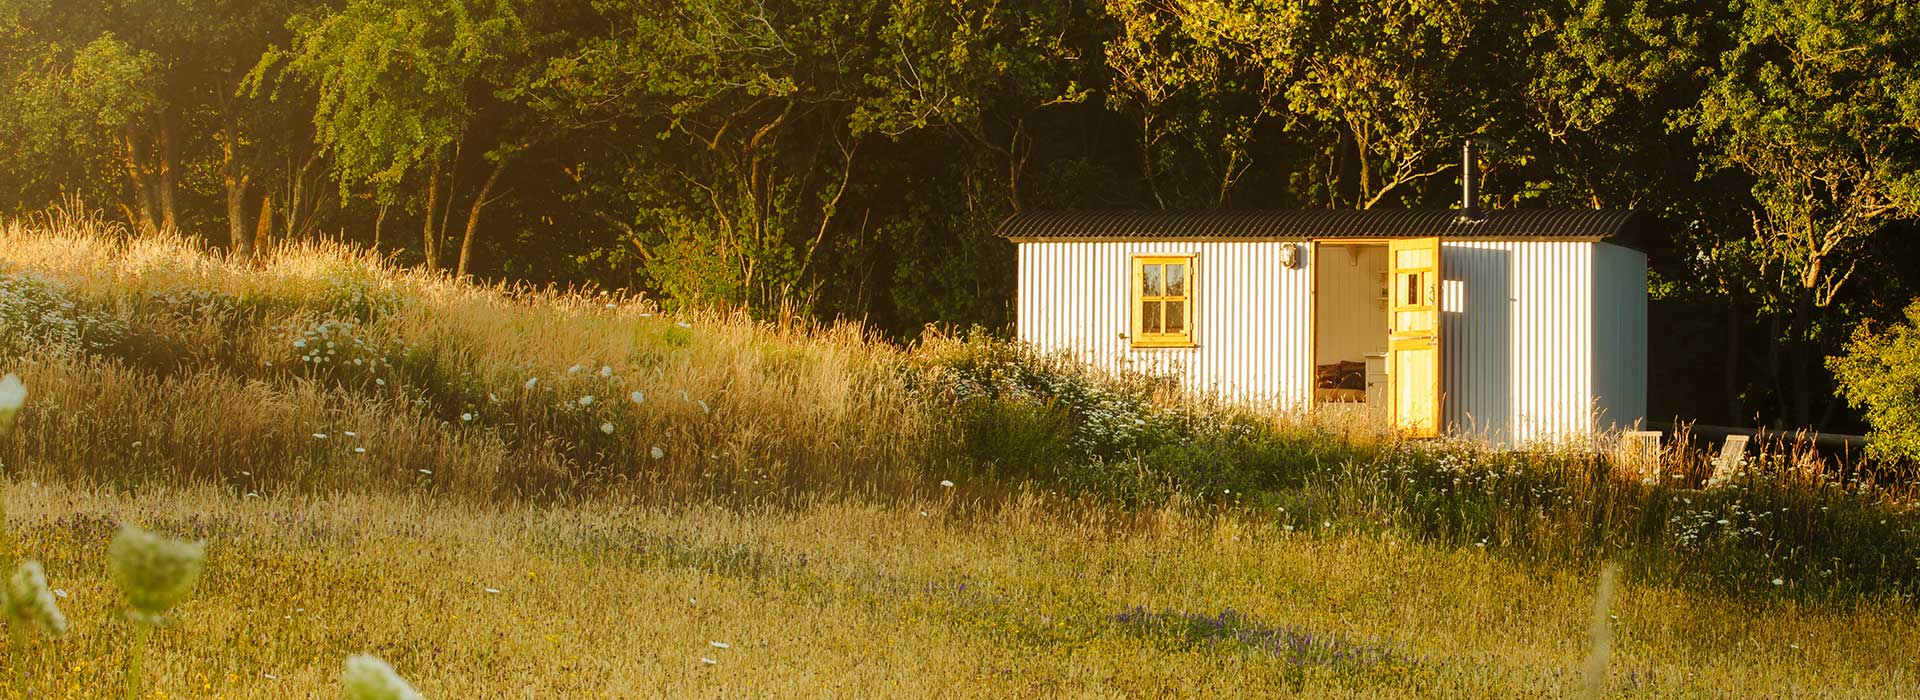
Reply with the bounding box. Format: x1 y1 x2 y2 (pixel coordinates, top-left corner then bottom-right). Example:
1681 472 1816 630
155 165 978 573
5 483 1915 699
0 215 1916 697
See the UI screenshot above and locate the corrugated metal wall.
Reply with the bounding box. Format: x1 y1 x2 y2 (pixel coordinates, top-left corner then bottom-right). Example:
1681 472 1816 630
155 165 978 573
1591 243 1649 433
1015 241 1313 408
1016 239 1646 446
1441 241 1594 446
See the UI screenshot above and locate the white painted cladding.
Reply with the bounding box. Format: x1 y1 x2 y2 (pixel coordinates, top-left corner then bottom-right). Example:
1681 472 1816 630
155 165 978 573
1016 240 1314 409
1014 239 1647 446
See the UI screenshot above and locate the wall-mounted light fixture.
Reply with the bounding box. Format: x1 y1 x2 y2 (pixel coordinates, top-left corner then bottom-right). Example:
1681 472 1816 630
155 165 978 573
1280 243 1302 269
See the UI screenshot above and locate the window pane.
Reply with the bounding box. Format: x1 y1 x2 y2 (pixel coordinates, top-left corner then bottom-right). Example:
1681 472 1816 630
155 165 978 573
1165 264 1186 297
1141 264 1163 296
1165 300 1184 333
1141 301 1163 333
1401 273 1420 306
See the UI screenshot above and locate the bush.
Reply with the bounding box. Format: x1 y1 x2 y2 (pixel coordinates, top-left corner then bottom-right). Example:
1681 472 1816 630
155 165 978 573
1830 300 1920 467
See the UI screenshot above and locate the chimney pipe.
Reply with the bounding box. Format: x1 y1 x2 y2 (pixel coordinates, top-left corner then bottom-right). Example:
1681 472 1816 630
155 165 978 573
1458 140 1482 222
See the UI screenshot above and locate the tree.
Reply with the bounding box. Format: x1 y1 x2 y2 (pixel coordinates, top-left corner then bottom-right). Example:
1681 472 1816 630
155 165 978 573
264 0 541 275
1831 300 1920 467
1696 0 1920 425
536 0 889 312
1103 0 1288 208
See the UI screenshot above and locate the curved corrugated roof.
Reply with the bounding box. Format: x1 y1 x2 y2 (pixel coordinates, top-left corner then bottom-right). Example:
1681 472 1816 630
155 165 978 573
998 208 1645 241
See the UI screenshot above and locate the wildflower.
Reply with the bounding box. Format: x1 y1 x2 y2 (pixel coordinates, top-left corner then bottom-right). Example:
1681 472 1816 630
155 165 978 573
460 413 473 422
599 366 613 379
600 422 615 435
313 433 329 440
344 431 358 438
940 480 955 488
484 588 501 594
341 654 422 700
651 446 665 460
577 395 594 407
107 525 206 624
1772 578 1785 586
677 321 693 329
0 372 24 438
567 365 582 375
710 641 730 649
524 377 538 390
375 378 386 386
630 391 645 404
5 561 68 636
418 469 432 475
354 447 367 454
699 657 717 666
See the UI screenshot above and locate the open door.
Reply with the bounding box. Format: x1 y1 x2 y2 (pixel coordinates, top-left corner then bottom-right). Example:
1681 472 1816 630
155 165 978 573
1388 237 1442 437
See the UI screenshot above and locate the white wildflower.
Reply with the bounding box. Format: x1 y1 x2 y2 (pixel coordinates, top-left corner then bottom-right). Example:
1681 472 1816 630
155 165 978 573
5 561 68 636
699 657 717 666
940 480 954 488
106 525 206 624
567 365 582 375
578 395 594 406
629 391 645 404
313 433 328 440
600 422 615 435
650 446 665 460
0 373 25 438
599 366 613 378
461 413 473 422
524 377 539 389
710 641 730 649
341 654 422 700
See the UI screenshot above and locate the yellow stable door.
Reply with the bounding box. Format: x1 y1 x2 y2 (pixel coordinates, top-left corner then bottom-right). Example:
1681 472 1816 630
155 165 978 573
1388 237 1442 437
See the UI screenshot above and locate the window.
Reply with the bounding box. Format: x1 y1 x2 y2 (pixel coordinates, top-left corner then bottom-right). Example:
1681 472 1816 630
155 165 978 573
1131 255 1195 347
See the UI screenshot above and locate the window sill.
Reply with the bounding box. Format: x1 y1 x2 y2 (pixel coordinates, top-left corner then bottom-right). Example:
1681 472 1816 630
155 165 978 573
1129 341 1197 350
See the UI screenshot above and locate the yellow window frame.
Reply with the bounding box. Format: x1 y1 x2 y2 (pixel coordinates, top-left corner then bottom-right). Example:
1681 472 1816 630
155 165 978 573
1131 255 1195 348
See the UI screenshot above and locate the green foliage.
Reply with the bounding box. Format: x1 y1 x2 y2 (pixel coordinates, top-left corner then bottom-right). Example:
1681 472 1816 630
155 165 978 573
1831 301 1920 466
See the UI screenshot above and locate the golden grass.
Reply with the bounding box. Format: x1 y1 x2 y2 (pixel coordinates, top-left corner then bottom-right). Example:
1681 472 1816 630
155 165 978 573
3 482 1915 698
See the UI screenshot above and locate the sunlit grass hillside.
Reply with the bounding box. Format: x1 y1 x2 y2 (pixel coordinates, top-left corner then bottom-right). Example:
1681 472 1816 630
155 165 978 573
2 210 1919 697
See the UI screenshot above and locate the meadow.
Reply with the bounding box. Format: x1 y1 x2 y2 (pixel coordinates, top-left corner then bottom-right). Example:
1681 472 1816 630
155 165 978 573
1 209 1917 697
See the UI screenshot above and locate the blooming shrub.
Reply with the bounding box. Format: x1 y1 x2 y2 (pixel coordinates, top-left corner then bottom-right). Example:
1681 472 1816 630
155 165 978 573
288 318 397 387
0 271 128 359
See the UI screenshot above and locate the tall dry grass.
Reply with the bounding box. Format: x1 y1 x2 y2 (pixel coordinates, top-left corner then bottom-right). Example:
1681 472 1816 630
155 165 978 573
0 210 935 504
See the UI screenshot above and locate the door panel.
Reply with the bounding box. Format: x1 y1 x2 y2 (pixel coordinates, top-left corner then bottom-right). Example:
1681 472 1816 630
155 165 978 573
1389 237 1442 437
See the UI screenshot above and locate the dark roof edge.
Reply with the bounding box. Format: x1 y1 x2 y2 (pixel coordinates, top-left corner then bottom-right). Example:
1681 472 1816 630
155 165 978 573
997 208 1652 244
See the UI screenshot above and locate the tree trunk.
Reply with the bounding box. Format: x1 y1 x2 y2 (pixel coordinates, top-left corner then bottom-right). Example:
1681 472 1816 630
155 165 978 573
253 193 273 257
455 158 508 279
122 129 160 233
1724 295 1743 424
224 175 253 259
421 165 441 270
1790 291 1816 427
372 201 389 255
155 116 179 232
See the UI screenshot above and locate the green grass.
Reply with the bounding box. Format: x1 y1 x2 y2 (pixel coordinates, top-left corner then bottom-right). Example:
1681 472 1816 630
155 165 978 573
1 211 1918 697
